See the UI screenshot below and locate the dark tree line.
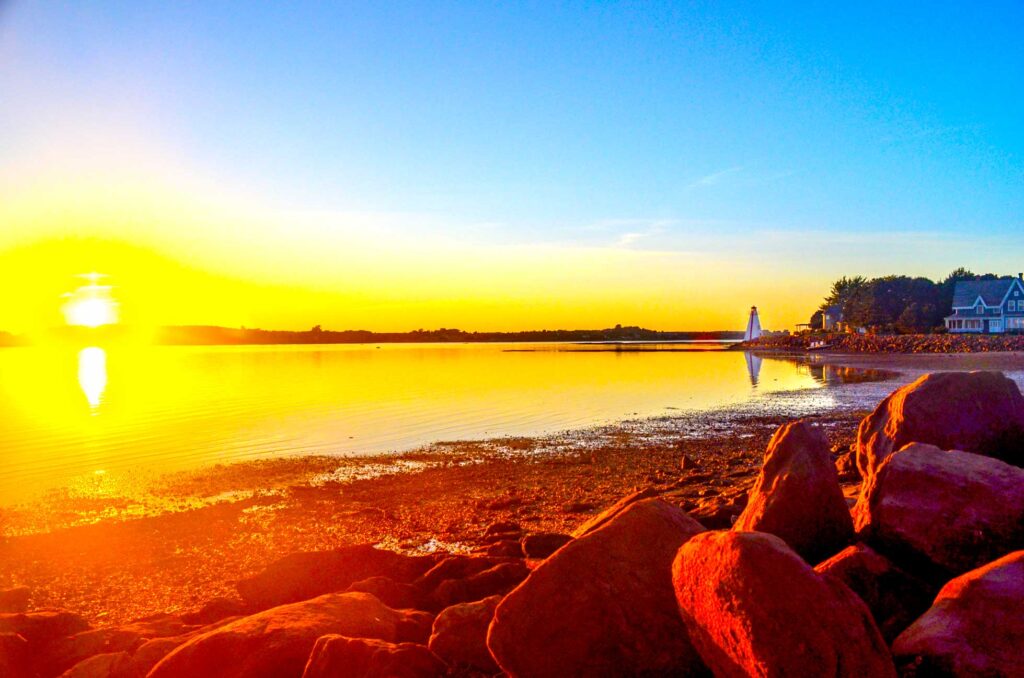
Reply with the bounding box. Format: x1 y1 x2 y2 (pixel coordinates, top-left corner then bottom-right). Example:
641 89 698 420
813 268 1008 334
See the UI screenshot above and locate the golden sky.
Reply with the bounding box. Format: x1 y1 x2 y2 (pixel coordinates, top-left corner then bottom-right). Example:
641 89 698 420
0 171 825 334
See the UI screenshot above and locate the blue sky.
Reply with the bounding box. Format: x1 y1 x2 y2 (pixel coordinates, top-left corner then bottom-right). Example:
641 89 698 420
0 1 1022 330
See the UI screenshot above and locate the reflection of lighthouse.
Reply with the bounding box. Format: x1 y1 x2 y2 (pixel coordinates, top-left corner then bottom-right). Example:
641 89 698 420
744 306 762 341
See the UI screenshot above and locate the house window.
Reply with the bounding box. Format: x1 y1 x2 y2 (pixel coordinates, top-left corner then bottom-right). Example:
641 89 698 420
1010 301 1017 312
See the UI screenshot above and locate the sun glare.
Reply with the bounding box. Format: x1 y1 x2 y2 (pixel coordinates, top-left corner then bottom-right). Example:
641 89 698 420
63 274 118 327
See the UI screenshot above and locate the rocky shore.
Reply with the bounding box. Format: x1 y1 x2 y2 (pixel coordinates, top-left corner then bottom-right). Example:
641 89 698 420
749 332 1024 353
3 371 1024 676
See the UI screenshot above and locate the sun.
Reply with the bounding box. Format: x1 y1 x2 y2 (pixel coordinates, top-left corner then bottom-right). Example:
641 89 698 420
63 273 119 328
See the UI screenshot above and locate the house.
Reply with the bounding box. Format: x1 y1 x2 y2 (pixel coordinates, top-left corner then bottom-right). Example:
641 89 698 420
823 305 843 331
945 276 1024 333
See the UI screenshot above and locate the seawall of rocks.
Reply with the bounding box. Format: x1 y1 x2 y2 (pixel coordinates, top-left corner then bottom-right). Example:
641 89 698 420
3 370 1024 676
749 332 1024 353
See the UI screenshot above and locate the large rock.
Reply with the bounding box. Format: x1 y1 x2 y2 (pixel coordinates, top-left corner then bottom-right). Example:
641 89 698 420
815 543 934 643
302 635 446 678
893 550 1024 677
0 587 31 613
432 561 528 609
672 531 895 678
853 443 1024 577
733 421 854 562
0 609 90 645
236 544 437 609
570 487 661 538
0 633 31 677
43 613 197 675
488 498 708 677
428 595 501 673
59 651 131 677
148 592 413 678
856 371 1024 477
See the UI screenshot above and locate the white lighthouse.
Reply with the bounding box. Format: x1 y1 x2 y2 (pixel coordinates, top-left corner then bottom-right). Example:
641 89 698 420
744 306 762 342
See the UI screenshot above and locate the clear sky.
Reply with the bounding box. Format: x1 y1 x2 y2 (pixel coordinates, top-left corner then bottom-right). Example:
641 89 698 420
1 1 1021 332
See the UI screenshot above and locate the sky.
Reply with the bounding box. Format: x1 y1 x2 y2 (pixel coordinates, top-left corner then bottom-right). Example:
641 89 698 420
0 1 1022 332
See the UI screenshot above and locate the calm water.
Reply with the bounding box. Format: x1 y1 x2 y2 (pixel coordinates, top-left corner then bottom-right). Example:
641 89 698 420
0 342 892 505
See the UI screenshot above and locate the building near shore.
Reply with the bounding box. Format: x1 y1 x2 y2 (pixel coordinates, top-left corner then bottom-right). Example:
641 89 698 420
945 275 1024 333
823 305 843 331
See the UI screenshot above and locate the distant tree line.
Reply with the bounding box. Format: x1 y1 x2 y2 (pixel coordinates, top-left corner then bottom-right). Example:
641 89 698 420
156 324 745 346
812 268 1010 334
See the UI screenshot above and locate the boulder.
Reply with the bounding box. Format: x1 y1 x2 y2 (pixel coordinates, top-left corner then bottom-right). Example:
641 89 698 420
0 632 30 677
488 498 708 677
520 532 572 559
570 487 661 537
483 539 524 558
43 613 197 676
181 596 248 625
413 555 510 594
302 635 446 678
345 576 424 611
893 550 1024 677
148 592 413 678
236 544 437 609
673 531 895 678
834 450 860 482
113 615 243 678
853 443 1024 577
0 587 31 613
856 371 1024 478
0 609 90 645
428 595 501 673
433 561 529 609
815 543 934 642
733 421 854 562
59 651 131 677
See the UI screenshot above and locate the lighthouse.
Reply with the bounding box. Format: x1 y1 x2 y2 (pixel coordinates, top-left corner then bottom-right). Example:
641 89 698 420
744 306 762 342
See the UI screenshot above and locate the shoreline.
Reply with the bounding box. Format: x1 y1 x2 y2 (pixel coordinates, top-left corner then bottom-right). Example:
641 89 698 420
0 406 866 626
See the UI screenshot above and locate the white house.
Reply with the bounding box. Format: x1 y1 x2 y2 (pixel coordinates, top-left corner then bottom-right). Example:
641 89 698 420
945 276 1024 334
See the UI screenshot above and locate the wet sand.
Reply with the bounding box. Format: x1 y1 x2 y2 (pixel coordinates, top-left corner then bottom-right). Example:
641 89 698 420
3 351 1024 626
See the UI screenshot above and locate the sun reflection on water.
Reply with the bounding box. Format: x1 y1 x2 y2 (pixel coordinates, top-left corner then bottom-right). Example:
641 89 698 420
78 346 108 411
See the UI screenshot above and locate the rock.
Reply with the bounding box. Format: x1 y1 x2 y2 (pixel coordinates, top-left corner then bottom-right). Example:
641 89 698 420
0 587 31 613
483 539 524 558
570 487 661 537
689 495 740 529
672 531 895 678
433 561 529 609
302 635 446 678
414 555 509 594
856 371 1024 478
680 454 700 470
148 592 414 678
834 450 860 482
0 632 31 677
116 615 243 678
59 651 131 677
43 613 197 676
0 609 90 645
235 544 437 609
893 550 1024 677
733 421 854 562
483 521 521 539
853 443 1024 577
815 543 935 643
520 532 572 558
428 595 501 673
345 576 424 611
394 610 435 645
181 596 248 625
488 498 708 677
